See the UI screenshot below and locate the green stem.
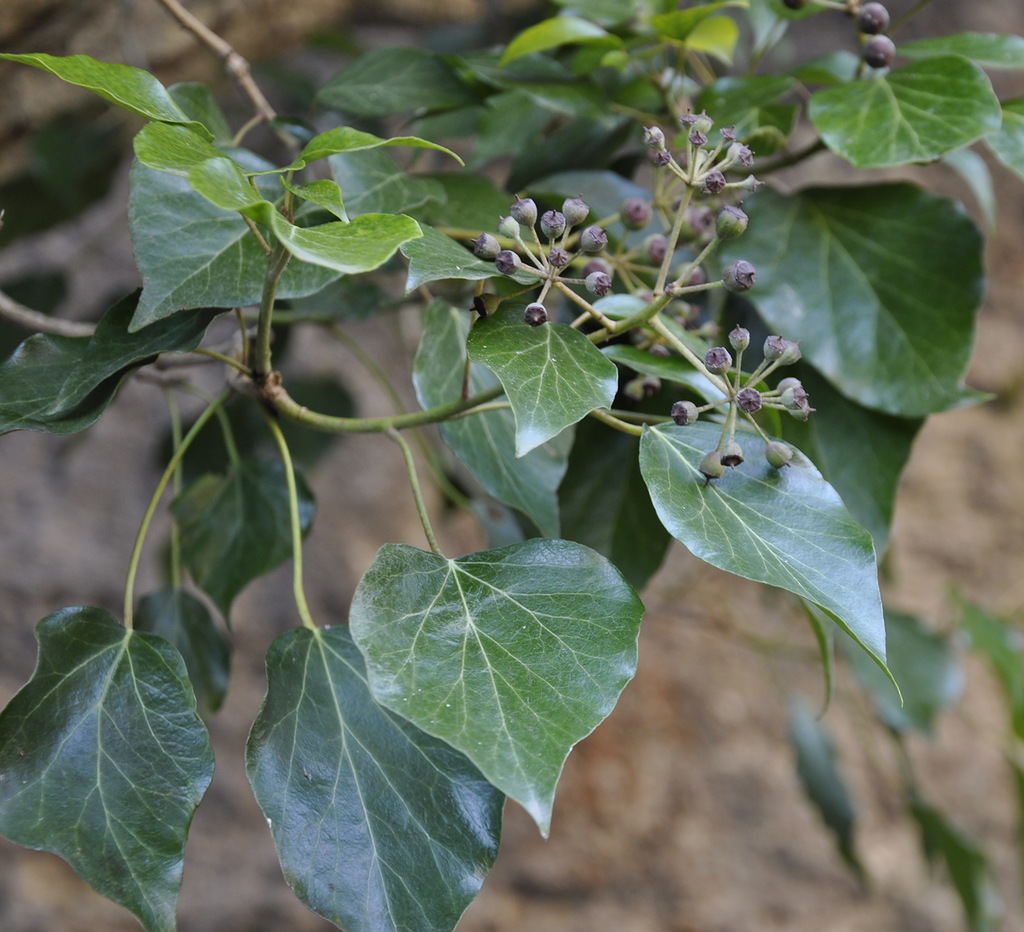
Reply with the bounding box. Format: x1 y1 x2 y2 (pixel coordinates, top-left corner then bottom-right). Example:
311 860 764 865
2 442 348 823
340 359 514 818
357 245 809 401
388 428 442 555
647 315 732 395
255 244 291 377
264 413 317 631
123 393 229 628
164 389 184 590
655 186 694 294
589 407 644 437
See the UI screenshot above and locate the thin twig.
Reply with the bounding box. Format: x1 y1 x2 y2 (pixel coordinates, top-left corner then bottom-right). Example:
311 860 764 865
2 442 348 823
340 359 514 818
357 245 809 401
0 288 94 338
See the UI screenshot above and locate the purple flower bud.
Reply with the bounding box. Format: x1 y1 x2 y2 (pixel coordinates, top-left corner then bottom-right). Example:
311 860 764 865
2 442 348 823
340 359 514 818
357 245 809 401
763 335 801 364
689 130 708 148
471 233 500 259
727 142 754 167
645 234 668 265
585 270 612 296
582 258 611 278
523 302 548 326
704 345 733 375
540 210 566 240
547 247 570 268
732 174 764 194
702 171 727 194
494 249 521 276
719 440 744 467
561 196 590 228
728 326 750 352
721 126 737 142
644 125 667 150
858 2 890 35
621 197 652 231
722 260 756 292
736 387 762 413
863 34 896 69
716 205 748 240
579 225 608 253
671 400 698 426
650 150 671 167
509 196 537 227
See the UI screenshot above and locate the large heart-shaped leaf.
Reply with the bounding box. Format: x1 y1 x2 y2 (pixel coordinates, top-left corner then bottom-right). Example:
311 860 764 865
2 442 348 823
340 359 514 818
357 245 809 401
467 305 618 455
0 292 218 435
413 300 568 537
0 608 214 932
900 32 1024 69
129 162 340 328
246 625 502 932
639 422 885 666
722 184 984 417
172 459 314 617
809 57 1001 168
350 539 644 835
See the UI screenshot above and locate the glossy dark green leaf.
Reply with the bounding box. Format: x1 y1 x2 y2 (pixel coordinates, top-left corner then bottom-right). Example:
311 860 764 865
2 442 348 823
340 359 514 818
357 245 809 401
350 539 643 835
169 82 233 145
467 305 618 455
0 607 213 932
559 418 671 592
695 75 797 138
329 149 446 217
900 32 1024 69
909 793 1000 932
781 365 923 556
842 612 963 734
409 173 513 233
499 16 616 67
413 300 568 537
172 459 314 617
602 343 725 404
129 162 340 327
0 53 205 132
639 422 886 666
135 588 231 718
318 47 476 117
292 126 462 169
787 696 862 877
0 292 218 435
282 177 348 221
809 57 1001 168
959 600 1024 740
469 90 555 169
401 224 504 292
723 184 984 417
986 98 1024 184
246 625 502 932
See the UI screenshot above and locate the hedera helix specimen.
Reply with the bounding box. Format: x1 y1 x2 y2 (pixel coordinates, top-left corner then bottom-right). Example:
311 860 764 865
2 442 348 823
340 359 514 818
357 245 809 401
0 0 1017 928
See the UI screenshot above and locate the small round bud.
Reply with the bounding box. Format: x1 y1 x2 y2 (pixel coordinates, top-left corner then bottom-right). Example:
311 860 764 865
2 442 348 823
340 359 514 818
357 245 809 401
858 3 890 35
733 174 765 194
699 450 727 483
547 247 570 268
681 111 714 136
719 440 744 467
540 210 566 240
716 205 749 240
650 343 670 357
704 346 733 375
494 249 521 276
702 170 727 195
645 234 668 266
624 374 660 400
582 258 611 278
763 335 801 365
644 126 666 150
650 150 671 167
561 196 590 228
721 126 737 142
579 225 608 254
722 260 757 292
776 376 803 394
863 34 896 69
680 205 713 241
765 440 793 469
470 233 500 259
689 130 708 148
523 302 548 326
727 142 754 167
671 400 699 426
509 196 537 227
780 383 814 420
585 270 612 296
728 326 750 352
736 387 762 413
497 215 520 238
621 197 652 231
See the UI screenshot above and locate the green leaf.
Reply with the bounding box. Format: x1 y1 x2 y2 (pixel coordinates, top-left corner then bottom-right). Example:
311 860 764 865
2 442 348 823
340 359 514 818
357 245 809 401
413 300 568 537
900 32 1024 70
350 539 643 835
0 53 205 132
781 365 922 556
133 122 226 176
292 126 462 169
0 291 218 435
986 97 1024 184
841 612 963 734
650 2 748 41
723 185 984 417
169 82 233 145
639 422 886 666
787 696 862 877
129 162 340 328
282 177 348 221
135 588 231 718
401 223 503 292
602 343 726 404
246 625 502 932
559 418 672 592
172 459 314 618
499 17 616 67
909 793 1000 932
959 600 1024 740
409 173 513 233
683 16 740 65
467 305 618 455
0 608 213 932
809 57 1002 169
469 90 555 169
943 147 997 231
695 75 797 137
318 47 476 117
329 148 447 217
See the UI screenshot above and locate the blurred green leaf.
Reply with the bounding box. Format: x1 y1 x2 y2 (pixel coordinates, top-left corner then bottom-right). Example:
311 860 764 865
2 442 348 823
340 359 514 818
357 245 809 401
986 98 1024 184
499 17 617 67
900 32 1024 69
959 600 1024 740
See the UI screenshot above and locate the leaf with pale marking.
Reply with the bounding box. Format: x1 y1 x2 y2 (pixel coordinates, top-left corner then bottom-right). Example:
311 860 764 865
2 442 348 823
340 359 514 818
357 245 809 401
467 305 618 456
987 98 1024 184
639 422 886 667
350 539 643 835
0 607 213 932
246 625 502 932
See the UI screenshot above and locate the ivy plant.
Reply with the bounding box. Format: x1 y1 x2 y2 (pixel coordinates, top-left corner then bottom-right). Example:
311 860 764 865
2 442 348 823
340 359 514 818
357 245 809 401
0 0 1021 929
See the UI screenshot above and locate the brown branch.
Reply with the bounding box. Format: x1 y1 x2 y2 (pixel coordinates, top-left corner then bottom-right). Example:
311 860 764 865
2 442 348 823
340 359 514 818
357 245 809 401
0 288 95 338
